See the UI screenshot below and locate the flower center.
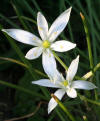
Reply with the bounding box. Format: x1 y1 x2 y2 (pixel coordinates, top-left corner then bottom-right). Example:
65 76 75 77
62 80 68 86
42 40 50 48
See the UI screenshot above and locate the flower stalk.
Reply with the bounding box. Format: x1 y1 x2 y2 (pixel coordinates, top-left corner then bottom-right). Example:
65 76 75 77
79 94 100 106
80 12 94 71
51 94 76 121
52 51 68 70
80 12 98 100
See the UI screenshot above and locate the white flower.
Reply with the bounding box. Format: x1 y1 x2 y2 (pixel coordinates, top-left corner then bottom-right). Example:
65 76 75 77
2 7 76 76
32 55 97 114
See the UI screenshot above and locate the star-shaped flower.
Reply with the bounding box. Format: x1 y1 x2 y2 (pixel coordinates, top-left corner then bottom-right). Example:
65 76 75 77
2 7 76 76
32 55 97 114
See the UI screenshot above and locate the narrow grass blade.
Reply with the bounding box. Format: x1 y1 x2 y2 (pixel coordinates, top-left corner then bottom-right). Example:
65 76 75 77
0 80 47 100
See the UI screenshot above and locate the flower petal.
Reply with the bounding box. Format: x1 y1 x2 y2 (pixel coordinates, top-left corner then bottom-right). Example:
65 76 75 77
42 49 57 79
37 12 48 40
66 55 79 82
48 89 65 114
2 29 42 46
25 47 43 60
53 69 65 83
32 79 59 88
48 7 72 42
72 80 97 90
51 40 76 52
66 88 77 98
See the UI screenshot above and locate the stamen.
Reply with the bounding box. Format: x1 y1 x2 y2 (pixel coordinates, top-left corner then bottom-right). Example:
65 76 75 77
42 40 50 48
62 80 68 86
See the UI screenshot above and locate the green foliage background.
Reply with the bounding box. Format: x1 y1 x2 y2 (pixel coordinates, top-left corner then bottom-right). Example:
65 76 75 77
0 0 100 121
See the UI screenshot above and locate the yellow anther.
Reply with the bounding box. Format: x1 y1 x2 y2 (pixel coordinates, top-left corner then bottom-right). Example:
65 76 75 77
42 40 50 48
62 80 68 86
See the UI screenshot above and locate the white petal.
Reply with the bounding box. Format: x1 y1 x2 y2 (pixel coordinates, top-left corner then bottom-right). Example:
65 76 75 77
51 40 76 52
2 29 42 46
37 12 48 40
48 7 72 42
48 89 65 114
54 69 65 83
42 49 57 79
32 79 59 88
25 47 43 60
72 80 97 90
66 55 79 82
66 88 77 98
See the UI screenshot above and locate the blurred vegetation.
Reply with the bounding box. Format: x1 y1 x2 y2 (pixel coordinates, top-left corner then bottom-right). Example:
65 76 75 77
0 0 100 121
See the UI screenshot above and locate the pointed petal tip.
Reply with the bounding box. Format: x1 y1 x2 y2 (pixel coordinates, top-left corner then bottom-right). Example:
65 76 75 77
31 81 38 85
77 55 80 59
74 43 77 48
25 55 33 60
70 43 76 49
31 81 35 84
1 29 6 32
37 12 43 18
31 81 40 85
72 80 97 90
37 12 41 16
66 6 72 13
93 85 97 89
48 108 51 114
69 6 72 11
48 102 54 114
48 100 56 114
70 6 72 9
75 55 79 62
37 12 42 19
25 55 29 59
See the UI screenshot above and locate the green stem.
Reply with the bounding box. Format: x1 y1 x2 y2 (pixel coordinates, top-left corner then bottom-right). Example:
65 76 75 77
52 94 76 121
0 13 19 28
80 13 98 100
52 51 68 71
0 80 47 100
55 109 66 121
80 13 94 70
87 0 98 100
52 51 83 80
79 94 100 106
52 51 82 80
0 57 47 78
21 16 37 25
